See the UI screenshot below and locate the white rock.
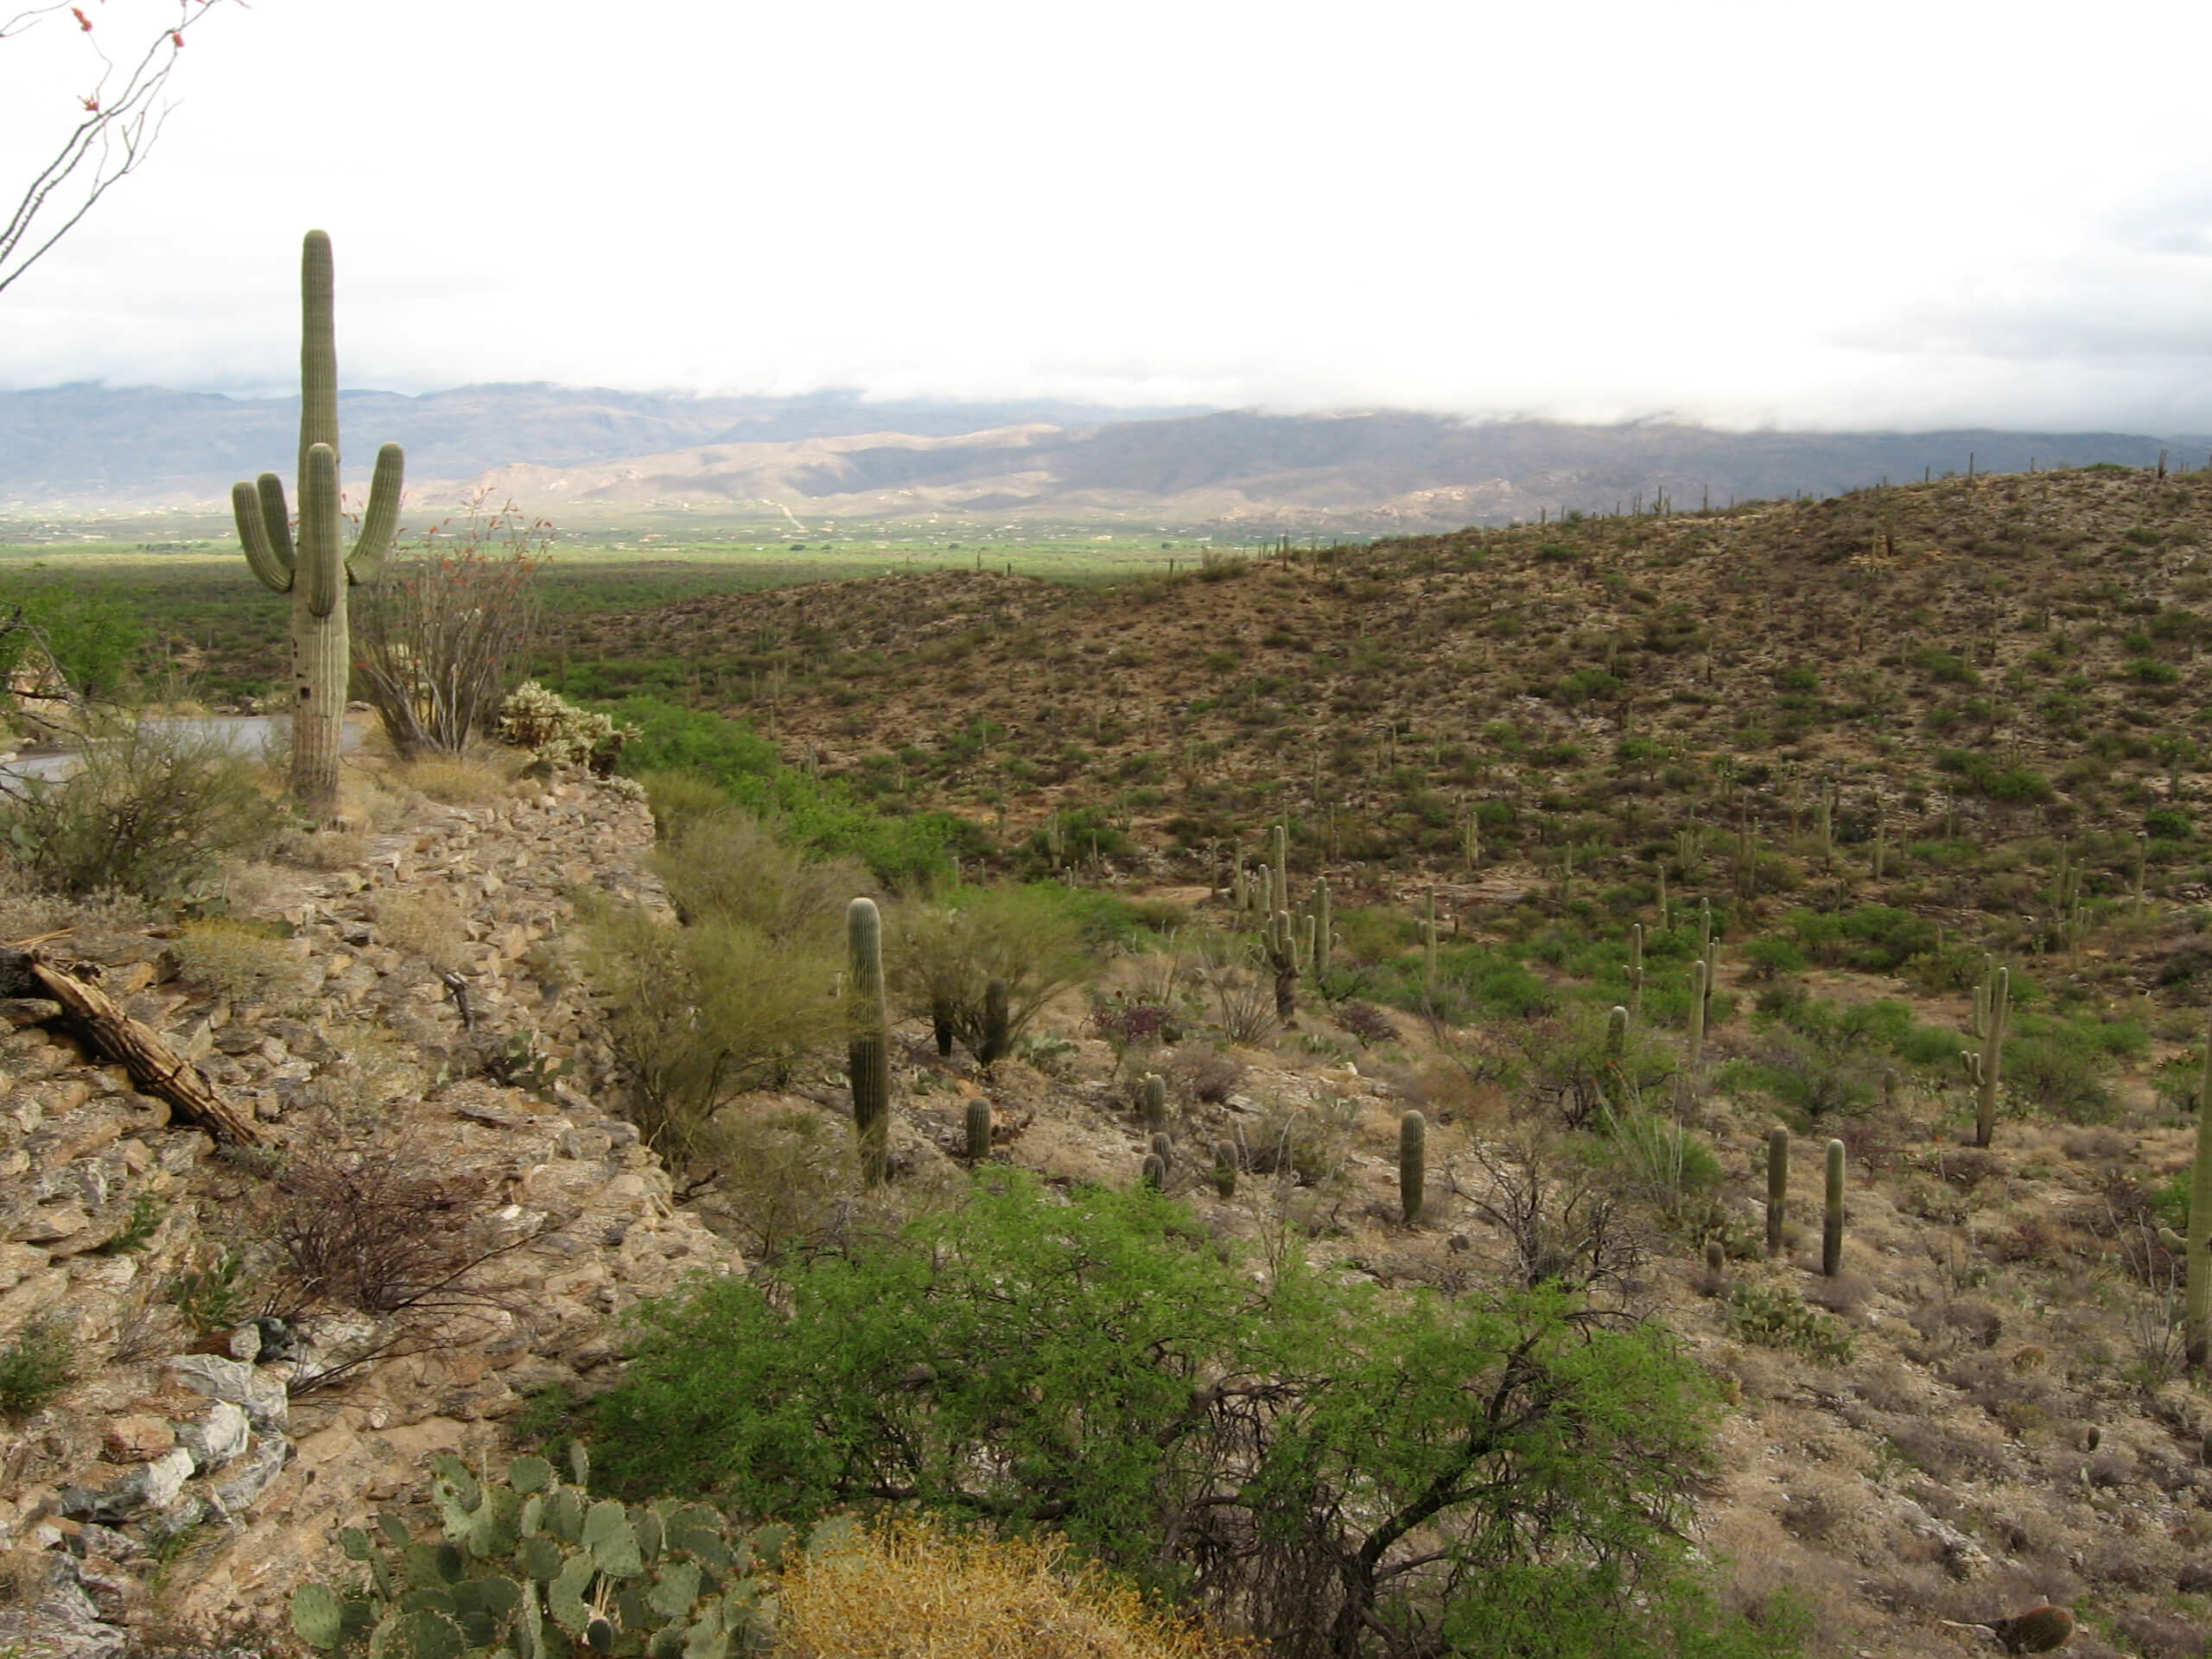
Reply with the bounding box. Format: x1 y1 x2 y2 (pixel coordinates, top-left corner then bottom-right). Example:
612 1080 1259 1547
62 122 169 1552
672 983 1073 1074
179 1401 249 1471
136 1447 194 1510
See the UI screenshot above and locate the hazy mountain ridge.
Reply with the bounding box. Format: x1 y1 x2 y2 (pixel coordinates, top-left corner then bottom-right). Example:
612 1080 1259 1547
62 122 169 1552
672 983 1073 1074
3 381 2207 527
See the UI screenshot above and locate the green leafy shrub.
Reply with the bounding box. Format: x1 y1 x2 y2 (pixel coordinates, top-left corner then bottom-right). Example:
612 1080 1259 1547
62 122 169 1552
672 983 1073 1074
594 1175 1781 1657
0 719 269 898
0 1316 76 1416
577 900 842 1161
611 696 964 887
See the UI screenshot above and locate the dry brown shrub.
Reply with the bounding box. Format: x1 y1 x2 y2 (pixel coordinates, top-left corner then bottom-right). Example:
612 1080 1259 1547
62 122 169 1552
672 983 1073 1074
276 825 372 870
776 1521 1251 1659
401 751 521 805
374 889 471 973
166 918 312 1007
1166 1046 1245 1105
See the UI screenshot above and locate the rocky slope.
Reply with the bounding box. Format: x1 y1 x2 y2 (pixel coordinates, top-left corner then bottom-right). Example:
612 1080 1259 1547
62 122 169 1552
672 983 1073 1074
0 775 737 1656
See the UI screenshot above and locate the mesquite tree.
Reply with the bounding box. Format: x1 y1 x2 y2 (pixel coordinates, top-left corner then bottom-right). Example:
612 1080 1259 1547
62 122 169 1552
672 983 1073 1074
232 230 404 818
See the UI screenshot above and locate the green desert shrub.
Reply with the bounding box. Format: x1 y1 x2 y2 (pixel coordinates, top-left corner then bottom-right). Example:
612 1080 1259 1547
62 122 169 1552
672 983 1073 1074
0 1317 76 1417
576 899 842 1160
0 719 269 899
594 1174 1797 1659
889 883 1094 1061
651 806 865 944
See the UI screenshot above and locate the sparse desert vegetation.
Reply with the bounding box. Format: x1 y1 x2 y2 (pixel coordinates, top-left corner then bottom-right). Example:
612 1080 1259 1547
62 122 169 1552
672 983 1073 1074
10 461 2212 1659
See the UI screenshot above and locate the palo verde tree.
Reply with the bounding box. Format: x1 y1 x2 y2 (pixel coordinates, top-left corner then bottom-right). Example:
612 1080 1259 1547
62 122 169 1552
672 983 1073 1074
232 230 403 818
1 1 236 297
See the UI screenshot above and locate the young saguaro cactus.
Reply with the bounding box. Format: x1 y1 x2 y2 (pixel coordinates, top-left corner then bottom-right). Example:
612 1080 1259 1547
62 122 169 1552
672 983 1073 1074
848 898 891 1185
1399 1109 1426 1226
232 231 404 820
1766 1128 1789 1258
2188 1003 2212 1367
1822 1137 1846 1277
1262 909 1304 1022
963 1096 992 1164
1141 1072 1167 1133
1961 958 2011 1149
1311 875 1333 981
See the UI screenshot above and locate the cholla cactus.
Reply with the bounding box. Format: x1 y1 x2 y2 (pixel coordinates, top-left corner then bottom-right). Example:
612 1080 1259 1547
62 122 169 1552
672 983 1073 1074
496 681 637 774
290 1446 796 1659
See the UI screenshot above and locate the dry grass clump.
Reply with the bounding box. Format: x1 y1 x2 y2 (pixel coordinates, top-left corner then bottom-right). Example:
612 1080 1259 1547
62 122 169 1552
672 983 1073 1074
373 889 471 972
774 1521 1251 1659
166 917 313 1006
399 749 523 806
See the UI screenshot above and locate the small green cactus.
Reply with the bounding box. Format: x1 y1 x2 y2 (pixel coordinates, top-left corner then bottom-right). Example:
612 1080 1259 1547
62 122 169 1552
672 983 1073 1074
1141 1152 1166 1191
1822 1138 1846 1277
848 898 891 1185
963 1096 991 1163
293 1450 785 1659
1312 875 1332 980
1148 1131 1174 1166
978 978 1011 1070
1141 1072 1167 1132
1211 1140 1237 1198
1399 1109 1426 1226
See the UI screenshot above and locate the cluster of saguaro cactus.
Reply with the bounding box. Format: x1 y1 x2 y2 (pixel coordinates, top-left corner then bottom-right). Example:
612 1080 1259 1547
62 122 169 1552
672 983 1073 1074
1399 1109 1425 1225
232 231 404 820
847 899 891 1185
1961 958 2011 1148
289 1446 788 1659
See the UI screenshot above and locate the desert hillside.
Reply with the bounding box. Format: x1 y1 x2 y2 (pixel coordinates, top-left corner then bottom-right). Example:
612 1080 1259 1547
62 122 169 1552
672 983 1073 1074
4 462 2212 1659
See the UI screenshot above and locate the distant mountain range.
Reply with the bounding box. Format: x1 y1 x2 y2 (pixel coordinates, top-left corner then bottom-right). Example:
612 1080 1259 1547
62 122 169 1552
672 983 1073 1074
3 382 2206 531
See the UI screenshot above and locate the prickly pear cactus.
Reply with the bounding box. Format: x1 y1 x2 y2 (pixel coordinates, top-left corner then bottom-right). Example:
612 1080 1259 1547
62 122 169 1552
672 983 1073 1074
291 1450 812 1659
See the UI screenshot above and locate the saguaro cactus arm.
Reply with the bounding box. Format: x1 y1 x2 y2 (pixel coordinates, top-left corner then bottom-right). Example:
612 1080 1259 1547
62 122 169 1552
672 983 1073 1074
234 474 295 593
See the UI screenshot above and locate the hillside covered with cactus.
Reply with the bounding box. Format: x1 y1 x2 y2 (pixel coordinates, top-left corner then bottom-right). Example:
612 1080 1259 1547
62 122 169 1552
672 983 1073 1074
11 460 2212 1659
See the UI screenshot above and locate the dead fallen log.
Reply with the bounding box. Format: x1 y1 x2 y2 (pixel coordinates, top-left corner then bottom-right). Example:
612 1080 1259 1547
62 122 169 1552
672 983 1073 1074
0 946 263 1147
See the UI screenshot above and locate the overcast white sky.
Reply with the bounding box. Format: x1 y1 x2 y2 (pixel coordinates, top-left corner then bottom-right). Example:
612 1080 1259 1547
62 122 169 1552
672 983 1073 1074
3 0 2209 431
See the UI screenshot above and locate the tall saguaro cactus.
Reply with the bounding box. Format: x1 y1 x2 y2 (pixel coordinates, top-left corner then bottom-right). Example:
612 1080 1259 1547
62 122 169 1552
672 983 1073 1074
232 230 404 818
2188 1003 2212 1367
1962 958 2011 1149
847 897 891 1185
